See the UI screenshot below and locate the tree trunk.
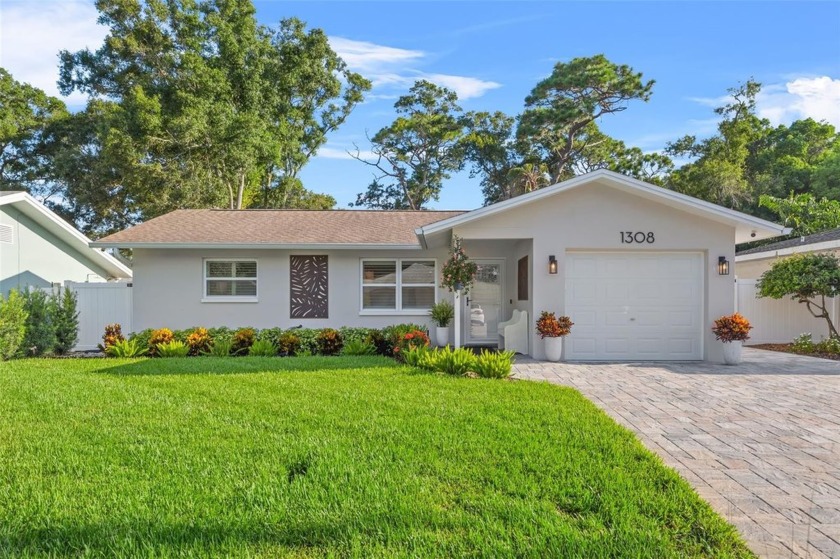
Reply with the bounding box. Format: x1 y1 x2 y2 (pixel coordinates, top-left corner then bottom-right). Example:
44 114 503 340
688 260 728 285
235 172 245 209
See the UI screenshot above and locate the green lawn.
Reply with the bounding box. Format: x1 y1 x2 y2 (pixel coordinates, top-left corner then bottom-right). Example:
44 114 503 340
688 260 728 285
0 357 752 558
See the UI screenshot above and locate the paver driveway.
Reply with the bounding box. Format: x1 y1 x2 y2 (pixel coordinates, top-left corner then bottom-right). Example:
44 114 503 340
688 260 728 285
513 348 840 558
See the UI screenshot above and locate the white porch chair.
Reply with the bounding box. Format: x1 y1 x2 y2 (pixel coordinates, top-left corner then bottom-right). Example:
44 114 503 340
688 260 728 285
497 310 528 354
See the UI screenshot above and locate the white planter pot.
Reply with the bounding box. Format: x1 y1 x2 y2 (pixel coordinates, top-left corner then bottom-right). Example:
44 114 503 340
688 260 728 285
722 340 743 365
544 337 563 362
435 327 450 347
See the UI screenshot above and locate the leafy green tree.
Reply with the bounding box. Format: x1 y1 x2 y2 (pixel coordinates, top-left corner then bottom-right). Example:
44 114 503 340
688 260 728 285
517 55 654 183
352 80 466 209
19 289 55 357
666 80 770 209
0 289 28 360
461 110 520 204
812 149 840 200
758 193 840 237
51 288 80 355
0 69 69 197
750 119 840 200
758 254 840 339
58 0 368 234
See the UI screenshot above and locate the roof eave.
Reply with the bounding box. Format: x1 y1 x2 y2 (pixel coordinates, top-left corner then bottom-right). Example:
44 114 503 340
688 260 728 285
736 237 840 262
90 241 424 250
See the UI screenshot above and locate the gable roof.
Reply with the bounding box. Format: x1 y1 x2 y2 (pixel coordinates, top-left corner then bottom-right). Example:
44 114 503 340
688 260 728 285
736 227 840 260
415 169 789 246
0 191 132 279
91 209 466 249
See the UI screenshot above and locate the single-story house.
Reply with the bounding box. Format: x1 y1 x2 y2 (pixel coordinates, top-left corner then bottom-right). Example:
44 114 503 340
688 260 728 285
1 191 132 294
734 227 840 344
91 170 788 361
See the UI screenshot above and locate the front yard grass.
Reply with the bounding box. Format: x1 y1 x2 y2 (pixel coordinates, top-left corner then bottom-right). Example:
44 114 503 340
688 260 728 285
0 357 751 558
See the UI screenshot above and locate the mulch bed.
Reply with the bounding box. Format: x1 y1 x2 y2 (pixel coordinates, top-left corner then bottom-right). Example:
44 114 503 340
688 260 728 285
748 343 840 362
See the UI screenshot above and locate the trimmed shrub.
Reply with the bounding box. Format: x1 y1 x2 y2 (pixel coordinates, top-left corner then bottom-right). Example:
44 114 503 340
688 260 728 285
100 323 126 352
791 333 814 354
0 290 28 360
277 331 301 356
341 340 377 356
338 327 371 346
473 349 515 379
815 337 840 355
365 329 390 356
316 328 344 356
186 327 212 356
106 338 148 358
257 327 283 344
231 328 256 355
157 340 189 358
295 328 320 355
433 346 475 376
51 288 79 355
402 345 432 368
392 329 430 360
249 338 277 357
20 289 56 357
206 338 233 357
149 328 175 356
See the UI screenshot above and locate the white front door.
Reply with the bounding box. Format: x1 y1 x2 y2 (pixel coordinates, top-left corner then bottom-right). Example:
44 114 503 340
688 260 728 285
565 252 704 360
464 259 504 345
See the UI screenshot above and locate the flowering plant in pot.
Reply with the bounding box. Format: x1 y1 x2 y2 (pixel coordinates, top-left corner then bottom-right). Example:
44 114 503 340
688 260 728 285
440 235 478 294
536 311 573 362
712 313 752 365
429 300 455 347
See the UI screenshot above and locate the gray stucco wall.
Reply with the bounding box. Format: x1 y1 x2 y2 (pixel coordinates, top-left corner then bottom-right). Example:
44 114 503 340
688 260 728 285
0 205 112 295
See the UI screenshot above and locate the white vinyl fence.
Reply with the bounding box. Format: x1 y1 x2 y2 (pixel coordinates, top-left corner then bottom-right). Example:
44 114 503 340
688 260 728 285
735 279 838 344
67 281 132 351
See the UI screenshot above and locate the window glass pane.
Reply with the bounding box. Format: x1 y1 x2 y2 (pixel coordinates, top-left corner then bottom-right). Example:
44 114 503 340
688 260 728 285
207 280 233 296
363 286 396 309
402 286 435 309
232 280 257 296
401 260 435 284
234 261 257 278
363 261 396 284
207 261 233 278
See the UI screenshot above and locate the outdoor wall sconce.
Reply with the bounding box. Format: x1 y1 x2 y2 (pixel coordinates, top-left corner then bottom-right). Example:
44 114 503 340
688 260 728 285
718 256 730 276
548 255 558 274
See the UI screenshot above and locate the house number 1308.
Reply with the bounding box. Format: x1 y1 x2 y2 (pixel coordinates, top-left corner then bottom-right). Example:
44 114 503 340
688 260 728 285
620 232 655 244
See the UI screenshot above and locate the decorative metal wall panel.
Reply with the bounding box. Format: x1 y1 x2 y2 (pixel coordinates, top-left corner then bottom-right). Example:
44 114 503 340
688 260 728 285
290 256 328 318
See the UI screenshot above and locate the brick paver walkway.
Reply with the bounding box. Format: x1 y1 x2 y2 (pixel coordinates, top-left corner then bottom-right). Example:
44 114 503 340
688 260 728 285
513 348 840 558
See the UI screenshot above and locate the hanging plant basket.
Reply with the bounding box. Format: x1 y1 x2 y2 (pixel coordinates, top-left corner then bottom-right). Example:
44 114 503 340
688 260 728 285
440 235 478 294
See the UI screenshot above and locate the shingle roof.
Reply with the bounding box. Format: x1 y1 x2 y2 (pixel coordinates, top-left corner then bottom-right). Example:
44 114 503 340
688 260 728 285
736 227 840 256
93 209 467 247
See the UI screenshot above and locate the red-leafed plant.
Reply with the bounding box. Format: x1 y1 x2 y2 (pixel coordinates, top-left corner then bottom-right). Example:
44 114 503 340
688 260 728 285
536 312 573 339
712 313 752 343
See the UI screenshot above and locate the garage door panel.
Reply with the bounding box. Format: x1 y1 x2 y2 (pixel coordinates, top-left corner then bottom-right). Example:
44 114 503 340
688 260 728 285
565 252 703 361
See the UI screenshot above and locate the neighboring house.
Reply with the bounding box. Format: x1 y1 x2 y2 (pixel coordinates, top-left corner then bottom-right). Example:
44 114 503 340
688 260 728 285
0 191 132 294
92 170 787 361
734 227 840 344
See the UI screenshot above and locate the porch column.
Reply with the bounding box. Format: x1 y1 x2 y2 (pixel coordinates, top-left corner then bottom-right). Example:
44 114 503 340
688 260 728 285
453 290 461 348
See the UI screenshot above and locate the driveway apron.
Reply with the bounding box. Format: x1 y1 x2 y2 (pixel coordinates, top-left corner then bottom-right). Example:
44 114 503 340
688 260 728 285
513 348 840 558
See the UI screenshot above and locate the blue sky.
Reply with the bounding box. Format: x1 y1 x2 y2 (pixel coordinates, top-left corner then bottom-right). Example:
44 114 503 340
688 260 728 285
2 1 839 209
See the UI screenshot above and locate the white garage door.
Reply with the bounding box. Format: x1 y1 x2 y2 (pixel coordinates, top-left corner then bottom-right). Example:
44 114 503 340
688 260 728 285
565 252 704 361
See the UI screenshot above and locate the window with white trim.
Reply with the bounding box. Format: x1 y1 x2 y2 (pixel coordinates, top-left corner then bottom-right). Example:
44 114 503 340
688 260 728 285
204 260 257 300
361 259 436 312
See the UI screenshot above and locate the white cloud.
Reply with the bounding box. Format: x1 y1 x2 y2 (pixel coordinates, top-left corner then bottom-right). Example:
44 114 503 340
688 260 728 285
316 146 377 161
327 37 424 73
329 36 500 100
0 0 106 105
757 76 840 127
688 76 840 128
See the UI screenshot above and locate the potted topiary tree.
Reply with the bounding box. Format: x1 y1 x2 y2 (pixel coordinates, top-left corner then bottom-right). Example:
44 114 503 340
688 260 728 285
536 311 573 362
429 300 455 347
712 313 753 365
